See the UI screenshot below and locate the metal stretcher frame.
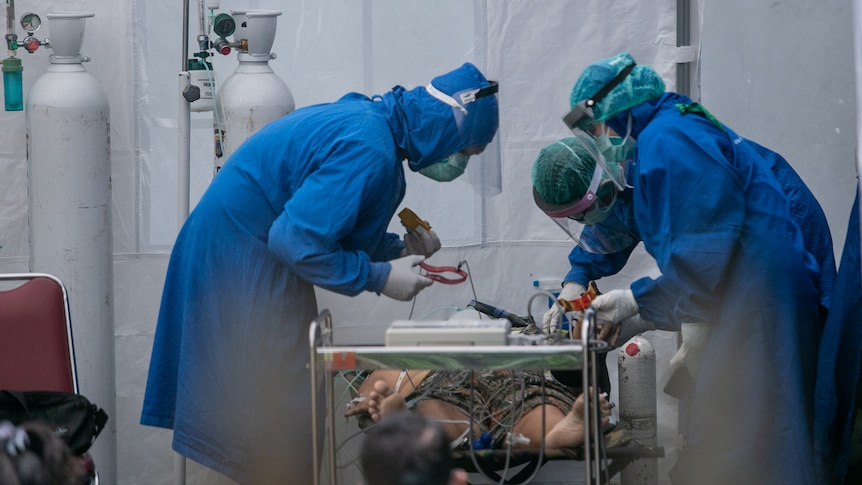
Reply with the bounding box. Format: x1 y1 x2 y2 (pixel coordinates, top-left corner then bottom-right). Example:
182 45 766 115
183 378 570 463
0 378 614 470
308 309 607 485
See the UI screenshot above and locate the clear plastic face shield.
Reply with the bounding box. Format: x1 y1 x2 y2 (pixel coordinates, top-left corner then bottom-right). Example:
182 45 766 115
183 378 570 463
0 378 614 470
420 81 499 182
562 63 637 191
532 133 622 251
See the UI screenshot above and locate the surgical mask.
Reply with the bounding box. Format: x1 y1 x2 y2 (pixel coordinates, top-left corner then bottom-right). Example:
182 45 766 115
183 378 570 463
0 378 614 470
593 113 633 190
596 133 634 165
419 152 470 182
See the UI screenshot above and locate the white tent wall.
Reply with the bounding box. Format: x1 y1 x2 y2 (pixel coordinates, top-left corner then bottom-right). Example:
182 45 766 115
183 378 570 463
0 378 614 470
0 1 854 484
699 0 857 256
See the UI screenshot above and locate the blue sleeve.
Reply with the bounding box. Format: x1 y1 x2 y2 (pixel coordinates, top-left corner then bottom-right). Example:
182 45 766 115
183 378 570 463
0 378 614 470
268 129 402 296
630 120 746 329
565 243 637 285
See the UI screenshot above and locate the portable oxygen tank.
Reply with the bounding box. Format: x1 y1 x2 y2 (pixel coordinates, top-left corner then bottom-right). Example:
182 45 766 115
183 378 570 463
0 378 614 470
25 11 116 483
213 10 294 173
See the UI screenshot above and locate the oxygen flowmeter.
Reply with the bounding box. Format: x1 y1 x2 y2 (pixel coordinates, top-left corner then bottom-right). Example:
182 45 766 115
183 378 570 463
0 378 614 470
3 12 46 110
185 10 237 112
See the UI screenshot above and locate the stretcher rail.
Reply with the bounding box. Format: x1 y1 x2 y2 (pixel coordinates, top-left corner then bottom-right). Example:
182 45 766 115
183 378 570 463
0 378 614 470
309 309 606 485
315 343 587 371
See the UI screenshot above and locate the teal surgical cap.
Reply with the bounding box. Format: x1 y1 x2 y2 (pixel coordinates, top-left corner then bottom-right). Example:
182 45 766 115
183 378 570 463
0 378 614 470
569 52 665 127
532 135 613 209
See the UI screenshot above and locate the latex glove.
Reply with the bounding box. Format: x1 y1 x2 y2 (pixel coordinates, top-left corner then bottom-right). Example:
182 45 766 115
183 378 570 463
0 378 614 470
401 227 441 258
381 255 433 301
590 289 639 326
541 281 586 332
601 314 656 349
669 322 710 379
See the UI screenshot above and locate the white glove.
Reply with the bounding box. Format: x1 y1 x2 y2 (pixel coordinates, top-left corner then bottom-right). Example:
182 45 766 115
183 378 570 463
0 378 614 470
604 314 656 349
668 322 710 379
541 282 585 332
590 289 639 326
401 227 441 258
381 255 433 301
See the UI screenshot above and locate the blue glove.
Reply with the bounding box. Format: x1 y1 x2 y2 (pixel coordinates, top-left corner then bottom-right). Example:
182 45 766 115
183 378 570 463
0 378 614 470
402 227 441 258
382 255 433 301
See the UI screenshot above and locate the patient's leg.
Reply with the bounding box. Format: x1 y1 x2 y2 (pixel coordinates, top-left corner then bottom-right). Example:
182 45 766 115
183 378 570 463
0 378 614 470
543 391 611 449
367 380 408 421
511 390 610 449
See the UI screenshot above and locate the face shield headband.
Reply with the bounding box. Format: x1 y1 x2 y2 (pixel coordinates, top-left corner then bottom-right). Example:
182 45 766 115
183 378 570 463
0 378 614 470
562 62 636 132
426 80 499 116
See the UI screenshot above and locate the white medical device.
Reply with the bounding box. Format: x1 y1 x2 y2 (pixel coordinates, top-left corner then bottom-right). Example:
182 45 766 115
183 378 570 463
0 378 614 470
385 319 511 346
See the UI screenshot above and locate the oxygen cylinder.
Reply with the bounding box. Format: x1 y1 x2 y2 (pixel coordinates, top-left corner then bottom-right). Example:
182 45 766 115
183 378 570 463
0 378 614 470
25 11 116 483
213 10 294 173
618 336 658 485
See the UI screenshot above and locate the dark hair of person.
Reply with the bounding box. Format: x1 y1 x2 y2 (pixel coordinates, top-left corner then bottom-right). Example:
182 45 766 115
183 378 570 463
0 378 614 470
360 411 454 485
0 420 84 485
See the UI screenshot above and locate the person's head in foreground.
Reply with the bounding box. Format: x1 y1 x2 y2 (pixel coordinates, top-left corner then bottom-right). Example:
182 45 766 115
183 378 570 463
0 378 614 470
360 411 468 485
0 420 84 485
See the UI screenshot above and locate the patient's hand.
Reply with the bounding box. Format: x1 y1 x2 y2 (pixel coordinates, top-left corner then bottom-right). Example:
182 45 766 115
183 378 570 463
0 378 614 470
344 395 370 418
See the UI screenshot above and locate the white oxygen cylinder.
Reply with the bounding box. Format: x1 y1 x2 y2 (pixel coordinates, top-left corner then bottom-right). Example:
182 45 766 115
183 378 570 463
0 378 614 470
25 11 116 484
618 336 658 485
213 10 294 173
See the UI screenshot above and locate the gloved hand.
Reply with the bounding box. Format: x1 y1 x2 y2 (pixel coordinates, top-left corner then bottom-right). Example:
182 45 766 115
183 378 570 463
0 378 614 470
669 322 710 379
664 322 710 399
381 255 433 301
601 314 656 349
401 227 442 258
541 281 586 332
590 289 639 326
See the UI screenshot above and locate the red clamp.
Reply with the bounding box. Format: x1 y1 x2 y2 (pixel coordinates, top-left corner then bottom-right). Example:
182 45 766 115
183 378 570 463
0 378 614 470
419 262 468 285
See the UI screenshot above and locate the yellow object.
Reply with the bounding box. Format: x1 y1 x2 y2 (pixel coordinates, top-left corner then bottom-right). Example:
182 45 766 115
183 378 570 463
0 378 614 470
397 207 431 232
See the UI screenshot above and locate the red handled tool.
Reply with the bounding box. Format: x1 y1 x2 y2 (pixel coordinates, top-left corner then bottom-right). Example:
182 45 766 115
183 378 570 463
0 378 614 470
419 262 468 285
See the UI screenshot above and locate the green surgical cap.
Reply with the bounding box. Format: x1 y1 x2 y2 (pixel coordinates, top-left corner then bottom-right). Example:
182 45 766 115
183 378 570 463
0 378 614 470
570 52 665 125
532 136 604 206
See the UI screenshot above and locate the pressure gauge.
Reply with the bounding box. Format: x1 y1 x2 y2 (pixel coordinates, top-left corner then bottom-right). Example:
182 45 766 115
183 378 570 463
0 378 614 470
20 13 41 33
213 13 235 38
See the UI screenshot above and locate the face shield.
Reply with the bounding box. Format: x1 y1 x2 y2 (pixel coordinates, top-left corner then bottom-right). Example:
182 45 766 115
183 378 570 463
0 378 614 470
532 134 622 251
421 80 498 182
562 62 636 191
591 113 634 190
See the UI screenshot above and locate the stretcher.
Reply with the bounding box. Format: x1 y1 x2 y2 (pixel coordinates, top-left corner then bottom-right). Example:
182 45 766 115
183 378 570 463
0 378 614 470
309 309 663 484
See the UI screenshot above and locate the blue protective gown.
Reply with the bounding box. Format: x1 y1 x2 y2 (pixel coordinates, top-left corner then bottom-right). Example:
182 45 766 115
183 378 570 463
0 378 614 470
566 124 835 327
815 191 862 483
566 93 823 484
140 64 497 484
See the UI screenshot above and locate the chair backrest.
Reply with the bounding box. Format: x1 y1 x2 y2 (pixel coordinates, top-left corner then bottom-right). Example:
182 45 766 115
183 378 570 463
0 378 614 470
0 273 77 393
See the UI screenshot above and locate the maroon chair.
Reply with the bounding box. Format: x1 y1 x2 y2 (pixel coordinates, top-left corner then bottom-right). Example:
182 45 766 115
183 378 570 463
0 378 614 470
0 273 98 484
0 274 77 393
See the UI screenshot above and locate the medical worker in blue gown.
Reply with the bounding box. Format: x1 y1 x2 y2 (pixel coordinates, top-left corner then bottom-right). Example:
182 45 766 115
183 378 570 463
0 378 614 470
815 190 862 484
140 63 499 484
532 52 825 484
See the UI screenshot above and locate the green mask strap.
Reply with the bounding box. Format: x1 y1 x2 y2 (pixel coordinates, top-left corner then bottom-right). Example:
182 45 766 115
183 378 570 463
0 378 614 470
676 102 726 133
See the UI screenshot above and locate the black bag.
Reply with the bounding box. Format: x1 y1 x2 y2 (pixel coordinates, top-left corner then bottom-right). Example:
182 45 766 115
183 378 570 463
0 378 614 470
0 390 109 455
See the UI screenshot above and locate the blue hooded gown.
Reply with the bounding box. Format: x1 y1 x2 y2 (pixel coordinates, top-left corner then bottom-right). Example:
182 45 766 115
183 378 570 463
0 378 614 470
140 63 498 483
565 92 824 484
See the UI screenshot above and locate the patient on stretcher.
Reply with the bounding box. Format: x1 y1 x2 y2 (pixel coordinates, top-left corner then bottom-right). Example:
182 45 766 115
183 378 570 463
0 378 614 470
344 369 610 450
